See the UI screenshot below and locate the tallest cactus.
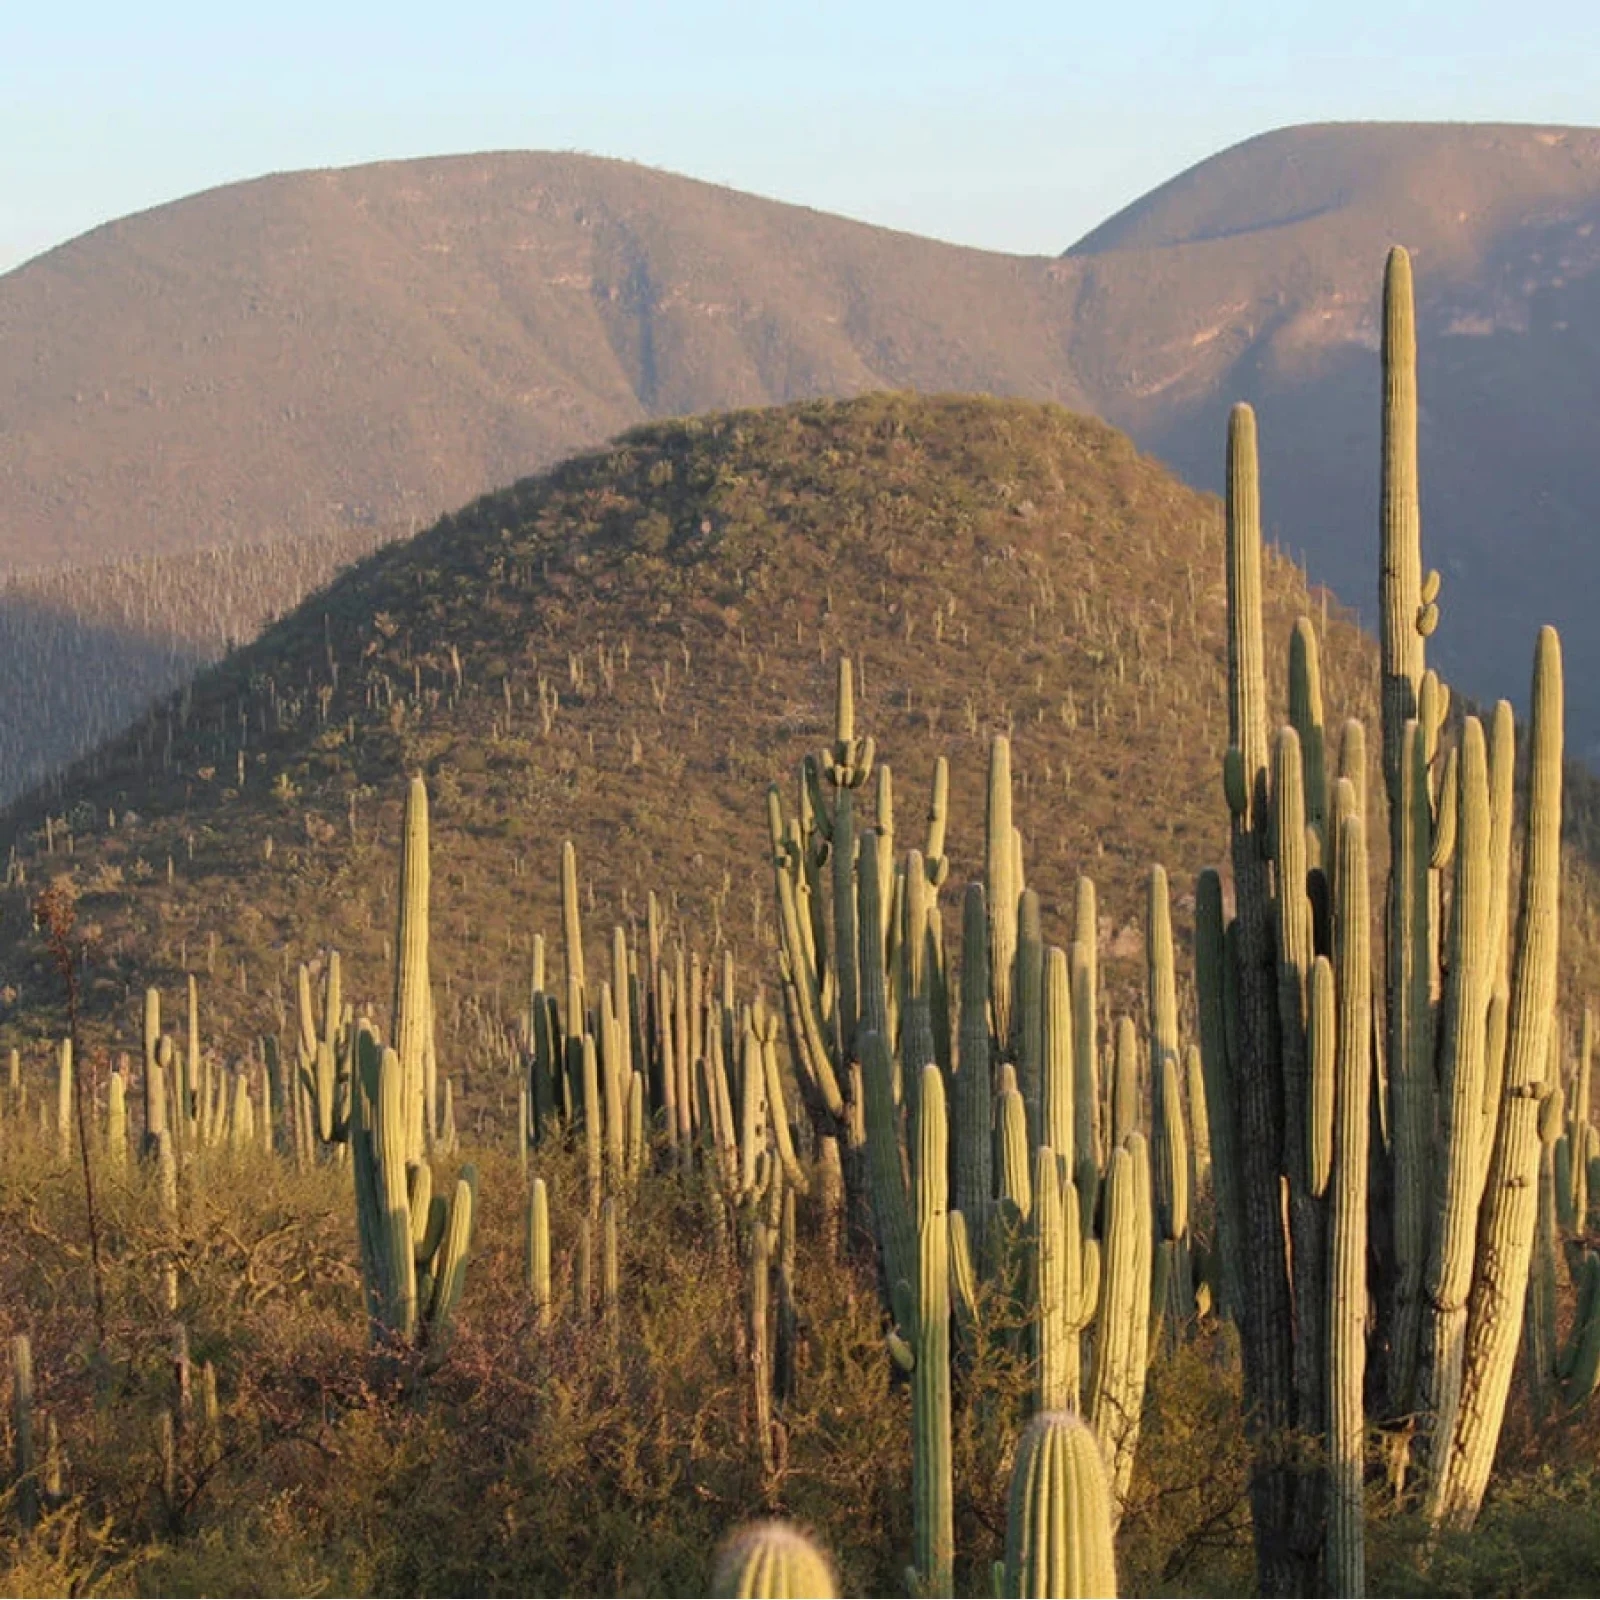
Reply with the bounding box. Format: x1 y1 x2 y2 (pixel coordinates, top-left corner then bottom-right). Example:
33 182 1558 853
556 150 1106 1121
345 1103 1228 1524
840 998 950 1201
392 774 431 1164
1379 244 1424 804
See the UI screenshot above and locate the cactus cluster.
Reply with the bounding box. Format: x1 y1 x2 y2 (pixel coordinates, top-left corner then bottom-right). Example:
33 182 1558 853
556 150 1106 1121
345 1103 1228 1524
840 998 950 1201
1201 246 1567 1594
761 659 1218 1591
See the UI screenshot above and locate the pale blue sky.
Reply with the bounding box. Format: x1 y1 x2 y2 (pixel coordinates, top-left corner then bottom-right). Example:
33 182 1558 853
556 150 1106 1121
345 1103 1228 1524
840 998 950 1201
2 1 1597 272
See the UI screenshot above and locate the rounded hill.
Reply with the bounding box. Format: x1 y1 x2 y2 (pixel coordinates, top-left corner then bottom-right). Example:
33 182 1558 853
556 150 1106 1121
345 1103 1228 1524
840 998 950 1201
0 392 1396 1066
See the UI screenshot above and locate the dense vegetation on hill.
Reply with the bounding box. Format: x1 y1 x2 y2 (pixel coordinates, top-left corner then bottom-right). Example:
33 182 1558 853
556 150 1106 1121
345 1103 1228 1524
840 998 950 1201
0 392 1388 1054
5 124 1600 767
0 527 391 808
5 392 1600 1596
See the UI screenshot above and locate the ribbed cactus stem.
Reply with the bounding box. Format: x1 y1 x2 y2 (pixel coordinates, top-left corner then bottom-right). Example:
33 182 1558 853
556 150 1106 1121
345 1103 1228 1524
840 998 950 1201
1111 1017 1139 1148
954 884 994 1244
1572 1010 1594 1229
1526 1083 1562 1415
1485 700 1517 988
1072 879 1102 1177
1194 871 1242 1320
561 837 585 1003
711 1521 838 1599
861 1029 916 1335
360 1043 418 1345
1432 627 1563 1527
392 776 431 1164
1327 806 1371 1599
1148 866 1186 1244
1419 717 1492 1475
1003 1411 1119 1599
527 1177 552 1331
186 972 200 1137
1043 947 1075 1170
11 1334 36 1530
997 1066 1033 1227
1289 617 1329 851
106 1068 127 1168
143 986 162 1146
1016 889 1045 1147
1032 1144 1070 1413
55 1038 72 1162
1380 244 1424 805
1225 403 1269 808
1388 717 1435 1415
924 755 949 876
912 1063 953 1597
1088 1133 1152 1515
987 735 1017 1054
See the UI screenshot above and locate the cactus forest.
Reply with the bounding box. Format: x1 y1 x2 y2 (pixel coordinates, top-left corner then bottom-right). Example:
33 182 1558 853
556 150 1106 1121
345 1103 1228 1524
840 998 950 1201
2 248 1599 1600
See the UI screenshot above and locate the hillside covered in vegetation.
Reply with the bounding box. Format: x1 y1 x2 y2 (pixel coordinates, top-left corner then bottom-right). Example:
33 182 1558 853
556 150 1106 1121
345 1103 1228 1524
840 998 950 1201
5 391 1600 1597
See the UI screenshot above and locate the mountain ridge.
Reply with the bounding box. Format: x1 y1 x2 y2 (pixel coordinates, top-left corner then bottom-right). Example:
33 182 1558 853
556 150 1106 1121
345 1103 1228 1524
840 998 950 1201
3 121 1600 763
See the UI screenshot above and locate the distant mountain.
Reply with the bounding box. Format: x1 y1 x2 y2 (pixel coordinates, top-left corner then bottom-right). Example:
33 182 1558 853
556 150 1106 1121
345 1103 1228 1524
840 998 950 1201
2 124 1598 761
1064 123 1600 762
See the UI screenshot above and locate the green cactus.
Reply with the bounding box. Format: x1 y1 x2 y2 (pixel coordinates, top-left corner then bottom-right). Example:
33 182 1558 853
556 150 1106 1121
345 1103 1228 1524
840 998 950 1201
55 1039 72 1163
1001 1411 1118 1599
11 1334 36 1530
1043 947 1074 1175
1429 627 1563 1528
1087 1133 1152 1515
1327 803 1371 1598
1380 243 1425 804
526 1177 552 1331
392 776 432 1164
107 1067 127 1168
1526 1081 1563 1415
911 1063 953 1597
350 1025 476 1354
987 735 1018 1057
954 884 994 1244
711 1521 838 1599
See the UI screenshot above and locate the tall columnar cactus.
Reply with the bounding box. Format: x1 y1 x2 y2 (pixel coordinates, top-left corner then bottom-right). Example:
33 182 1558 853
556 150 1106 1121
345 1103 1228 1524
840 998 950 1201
1326 803 1371 1598
526 1178 552 1331
1379 244 1425 805
392 776 432 1164
1429 627 1563 1527
711 1521 838 1600
1147 866 1190 1326
1087 1133 1152 1514
350 1026 476 1353
911 1062 953 1597
987 735 1018 1056
11 1333 36 1530
1001 1411 1118 1600
1526 1081 1564 1415
55 1039 72 1163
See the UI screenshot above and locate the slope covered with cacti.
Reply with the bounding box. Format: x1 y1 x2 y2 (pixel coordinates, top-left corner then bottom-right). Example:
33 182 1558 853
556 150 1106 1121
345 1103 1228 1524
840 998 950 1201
0 392 1399 1060
8 376 1600 1597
